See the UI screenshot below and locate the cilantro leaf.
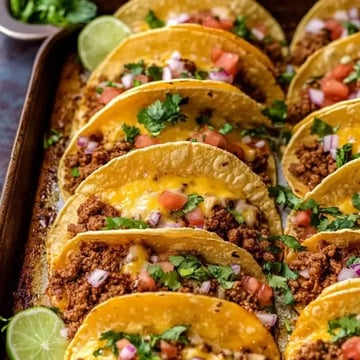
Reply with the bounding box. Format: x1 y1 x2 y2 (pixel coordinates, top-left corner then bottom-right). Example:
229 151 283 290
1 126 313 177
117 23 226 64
269 185 302 210
344 61 360 84
226 207 244 224
336 143 353 168
122 124 140 143
343 21 359 35
124 60 145 75
194 70 208 80
219 123 233 135
232 16 253 41
43 128 62 149
207 265 235 289
145 9 165 29
158 325 189 343
352 193 360 210
310 117 335 138
346 256 360 267
71 167 80 177
64 0 97 24
137 93 188 136
103 217 149 230
328 314 360 342
146 65 163 81
269 235 305 252
261 100 287 125
169 255 184 267
240 126 270 139
317 213 360 232
282 263 298 280
147 264 181 290
181 194 204 214
267 274 295 305
278 70 295 85
263 261 282 274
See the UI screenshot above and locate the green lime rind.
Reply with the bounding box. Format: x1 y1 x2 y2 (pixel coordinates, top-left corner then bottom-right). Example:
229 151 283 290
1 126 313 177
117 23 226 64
6 307 68 360
78 15 131 71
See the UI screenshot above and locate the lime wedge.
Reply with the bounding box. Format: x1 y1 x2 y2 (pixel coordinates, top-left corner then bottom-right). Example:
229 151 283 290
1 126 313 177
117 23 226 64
78 15 131 71
6 307 68 360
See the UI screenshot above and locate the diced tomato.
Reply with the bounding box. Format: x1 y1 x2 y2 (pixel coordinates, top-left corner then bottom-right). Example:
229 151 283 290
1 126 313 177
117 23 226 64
201 16 223 29
158 261 174 273
98 87 124 105
342 336 360 360
324 19 343 41
321 78 350 100
160 340 178 359
219 19 234 30
211 46 223 62
242 276 262 294
134 134 157 149
256 283 274 307
137 270 156 291
321 98 337 108
203 129 228 148
134 74 150 84
214 52 240 76
186 207 205 226
331 63 354 81
293 210 312 227
228 143 245 160
116 339 131 351
158 190 188 211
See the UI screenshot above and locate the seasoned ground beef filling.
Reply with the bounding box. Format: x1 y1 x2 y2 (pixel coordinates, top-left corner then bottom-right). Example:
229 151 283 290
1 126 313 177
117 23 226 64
287 87 318 125
288 241 360 306
245 153 271 186
288 141 337 190
64 133 133 195
290 30 331 67
293 339 345 360
234 70 266 104
48 242 265 338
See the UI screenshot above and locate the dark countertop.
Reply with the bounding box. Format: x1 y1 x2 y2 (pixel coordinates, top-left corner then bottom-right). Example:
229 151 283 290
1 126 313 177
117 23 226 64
0 34 39 192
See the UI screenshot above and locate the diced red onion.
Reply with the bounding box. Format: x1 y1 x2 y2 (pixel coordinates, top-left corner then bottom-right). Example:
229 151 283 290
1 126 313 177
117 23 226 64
77 136 89 147
299 269 310 279
255 140 266 149
337 267 359 282
256 313 278 327
162 66 173 81
349 7 359 20
149 211 161 227
167 58 185 73
241 135 252 144
121 73 135 89
85 140 98 155
308 88 324 106
231 264 241 275
120 344 137 360
150 255 159 263
323 134 339 152
334 10 349 21
199 280 211 294
166 13 191 26
251 28 266 41
87 269 109 287
208 69 233 84
305 19 326 33
349 262 360 275
350 19 360 28
60 328 68 339
330 148 337 160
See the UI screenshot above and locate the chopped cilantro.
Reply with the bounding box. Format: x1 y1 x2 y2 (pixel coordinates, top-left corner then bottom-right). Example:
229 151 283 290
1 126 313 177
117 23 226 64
219 123 233 135
269 235 305 251
71 167 80 177
103 217 149 230
180 194 204 215
344 61 360 84
43 128 62 149
226 207 244 224
207 265 235 289
145 9 165 29
133 79 143 87
137 93 188 136
282 263 298 280
146 65 163 81
148 264 181 290
96 87 103 94
122 124 140 143
194 70 208 80
343 21 359 35
263 261 282 274
261 100 287 125
278 70 295 85
346 256 360 267
352 193 360 210
268 185 302 210
284 319 293 334
267 274 295 305
328 314 360 342
240 126 269 138
124 60 145 75
310 117 335 138
232 16 253 41
336 143 353 168
317 213 360 232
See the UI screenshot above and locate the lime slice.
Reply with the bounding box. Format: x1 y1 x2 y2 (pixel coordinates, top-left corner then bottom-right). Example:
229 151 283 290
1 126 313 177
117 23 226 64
6 307 68 360
78 15 131 71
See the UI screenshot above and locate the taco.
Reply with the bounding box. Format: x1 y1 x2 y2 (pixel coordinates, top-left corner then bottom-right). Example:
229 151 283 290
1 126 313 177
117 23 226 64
287 33 360 125
48 142 282 265
283 230 360 312
77 25 284 129
48 230 277 339
290 0 360 67
65 292 281 359
61 80 276 199
285 158 360 242
113 0 287 71
284 287 360 359
282 99 360 197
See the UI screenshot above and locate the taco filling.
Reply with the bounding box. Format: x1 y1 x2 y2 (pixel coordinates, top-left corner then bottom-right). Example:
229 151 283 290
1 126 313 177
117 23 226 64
291 8 360 66
64 94 273 195
287 118 360 190
48 240 275 338
144 9 285 71
293 314 360 360
66 183 279 265
287 240 360 307
287 57 360 124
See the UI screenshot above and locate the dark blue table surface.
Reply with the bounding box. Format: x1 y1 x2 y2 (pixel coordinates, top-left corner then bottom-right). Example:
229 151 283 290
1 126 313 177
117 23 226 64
0 34 40 193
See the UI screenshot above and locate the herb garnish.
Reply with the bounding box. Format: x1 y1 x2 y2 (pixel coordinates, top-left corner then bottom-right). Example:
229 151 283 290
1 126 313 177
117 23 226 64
124 60 145 75
43 129 62 149
103 217 149 230
268 185 302 210
137 93 188 136
122 124 140 143
310 117 336 138
344 61 360 84
328 315 360 342
261 100 287 125
175 194 204 216
336 143 353 168
194 70 209 80
71 167 80 177
218 123 233 135
145 9 165 29
232 16 253 41
346 256 360 267
146 65 163 81
269 235 305 252
226 207 245 224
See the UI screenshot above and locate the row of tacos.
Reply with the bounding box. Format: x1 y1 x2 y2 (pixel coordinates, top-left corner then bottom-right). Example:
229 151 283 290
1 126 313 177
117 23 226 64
41 0 360 358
